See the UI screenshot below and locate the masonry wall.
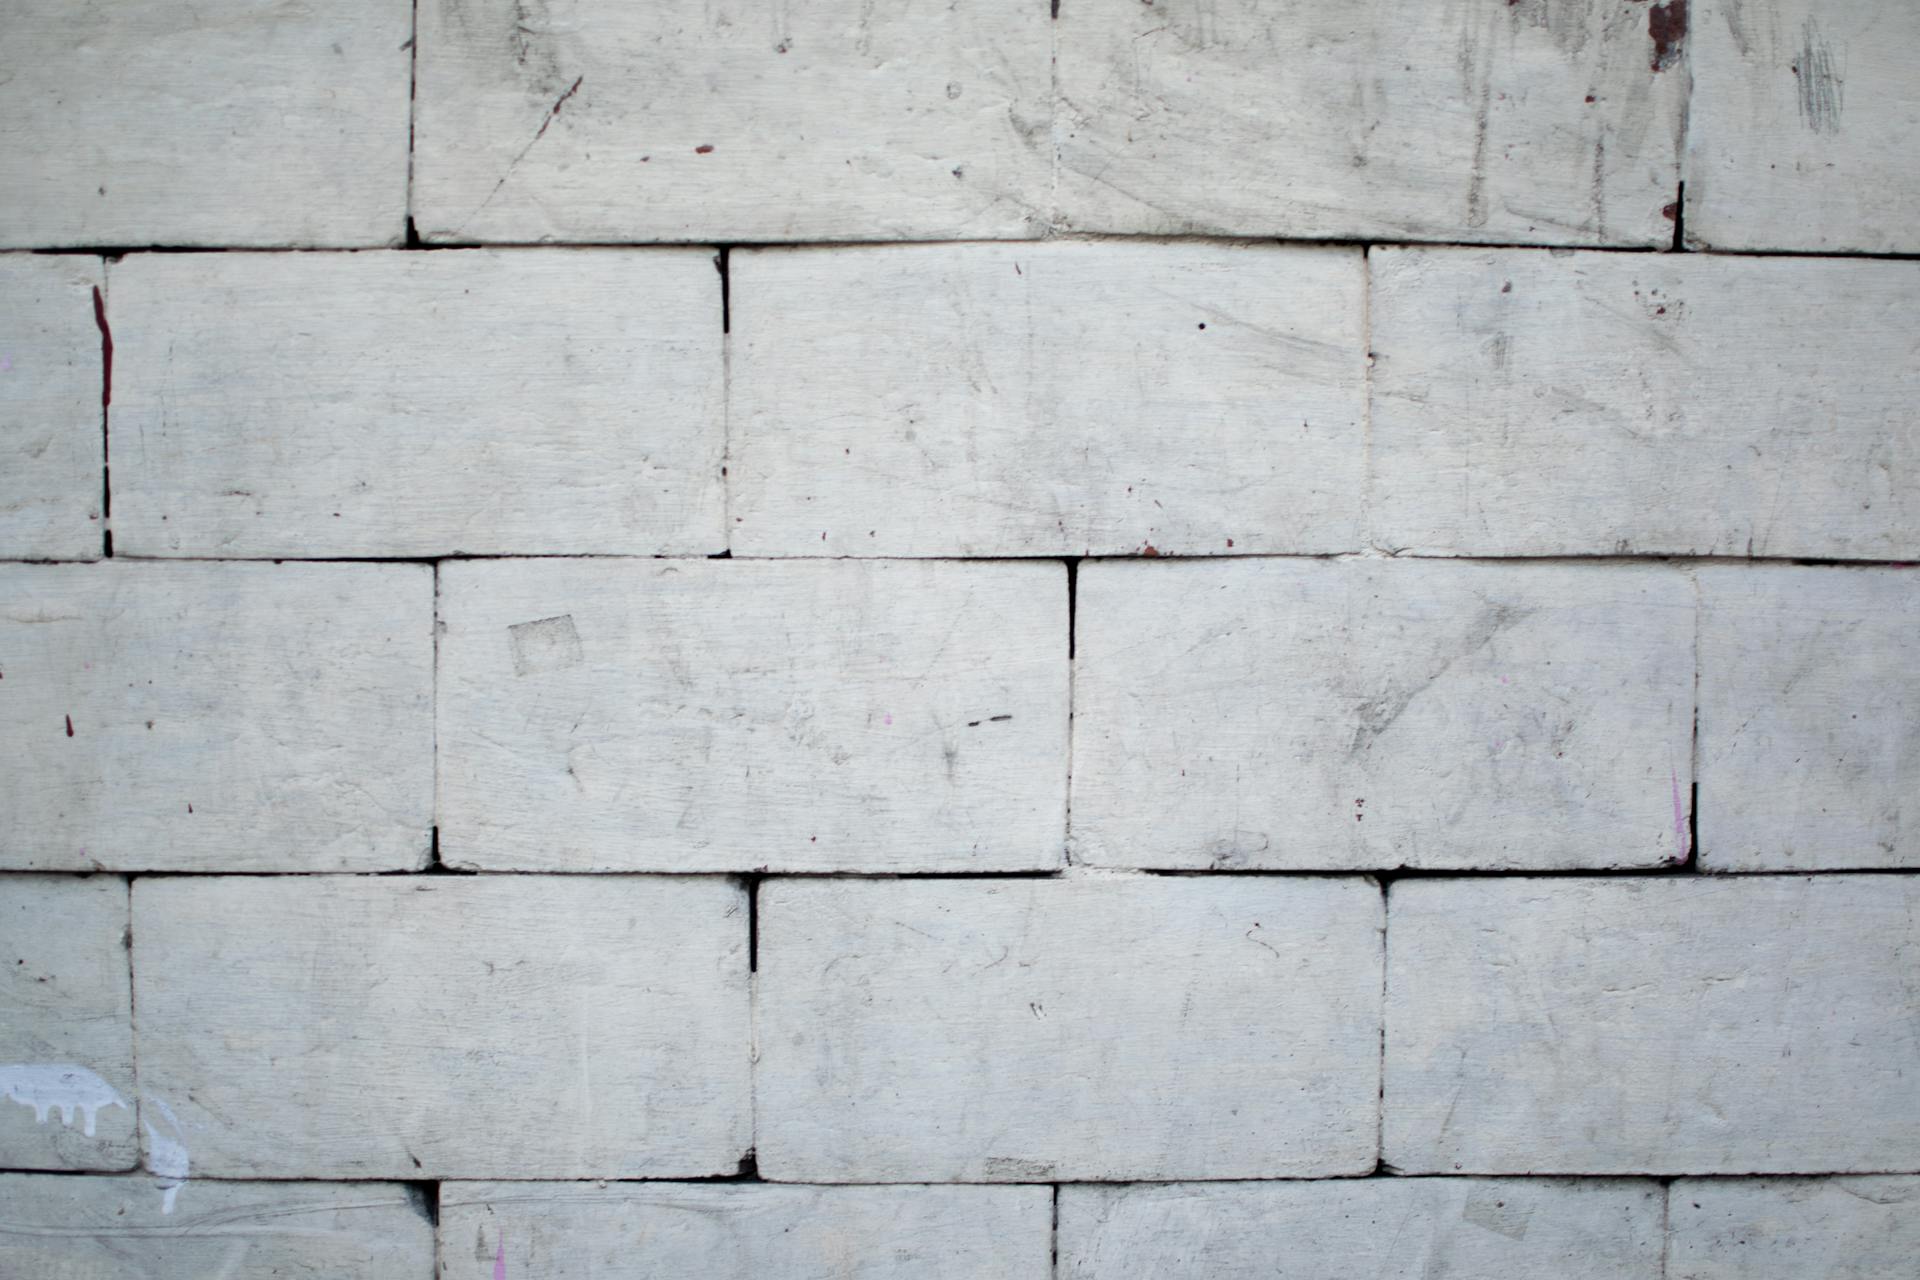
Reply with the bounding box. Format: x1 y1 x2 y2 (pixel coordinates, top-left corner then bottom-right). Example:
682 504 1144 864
2 1 1918 1277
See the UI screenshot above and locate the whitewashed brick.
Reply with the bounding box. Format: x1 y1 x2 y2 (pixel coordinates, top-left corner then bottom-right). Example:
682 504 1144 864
414 0 1049 243
730 243 1365 557
1059 1178 1663 1280
1386 876 1920 1174
0 563 431 872
438 559 1067 872
440 1183 1051 1279
1371 249 1920 558
110 250 723 558
132 876 749 1178
0 876 133 1170
757 877 1383 1181
1688 0 1920 253
0 0 407 248
1698 567 1920 871
1669 1176 1920 1280
1056 0 1685 245
0 1174 433 1278
0 256 102 560
1073 560 1693 871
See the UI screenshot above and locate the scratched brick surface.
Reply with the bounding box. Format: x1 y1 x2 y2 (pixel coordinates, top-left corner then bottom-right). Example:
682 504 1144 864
756 877 1384 1182
438 558 1067 872
1668 1176 1920 1280
0 876 133 1171
1697 566 1920 871
0 562 432 872
132 876 749 1178
0 0 408 248
1386 877 1920 1174
414 0 1051 243
439 1183 1053 1279
109 250 724 558
1058 1178 1664 1280
1370 248 1920 558
730 242 1366 557
1055 0 1686 245
1688 0 1920 253
1072 559 1693 870
0 1174 434 1279
0 256 103 561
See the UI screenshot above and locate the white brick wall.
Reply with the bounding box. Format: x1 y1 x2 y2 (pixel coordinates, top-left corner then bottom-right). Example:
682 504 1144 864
6 0 1919 1271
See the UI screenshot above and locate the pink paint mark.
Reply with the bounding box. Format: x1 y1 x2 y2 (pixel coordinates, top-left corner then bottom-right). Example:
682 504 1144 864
0 355 13 372
1670 767 1689 858
883 713 893 726
494 1234 506 1280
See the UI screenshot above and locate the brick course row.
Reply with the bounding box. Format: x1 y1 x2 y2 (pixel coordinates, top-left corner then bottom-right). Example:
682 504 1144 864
7 874 1918 1183
5 1 1915 253
4 559 1913 873
6 1171 1915 1278
7 246 1916 563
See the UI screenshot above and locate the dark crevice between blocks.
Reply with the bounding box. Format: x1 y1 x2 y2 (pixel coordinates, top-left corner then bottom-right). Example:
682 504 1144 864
743 873 761 973
1050 1185 1061 1274
1064 557 1080 660
402 826 477 875
715 246 733 334
92 284 113 557
404 0 420 248
404 1180 439 1227
1670 181 1687 252
681 1149 762 1182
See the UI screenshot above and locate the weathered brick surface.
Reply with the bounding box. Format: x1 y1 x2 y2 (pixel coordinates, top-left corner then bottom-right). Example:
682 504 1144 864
0 0 408 248
439 1183 1052 1279
1370 249 1920 558
1688 0 1920 253
1669 1176 1920 1280
438 559 1067 871
1386 877 1920 1174
110 250 724 558
1072 559 1693 870
132 876 749 1178
1697 566 1920 871
414 0 1051 243
757 877 1384 1182
729 242 1366 557
6 3 1920 1266
0 1174 434 1278
0 256 102 561
1058 1178 1665 1280
0 562 432 872
0 876 132 1171
1056 0 1685 246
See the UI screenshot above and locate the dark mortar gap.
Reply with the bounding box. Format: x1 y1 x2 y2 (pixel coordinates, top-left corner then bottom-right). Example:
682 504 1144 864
1064 557 1081 660
1670 180 1687 252
403 1180 439 1227
715 246 733 333
91 284 113 556
743 873 762 972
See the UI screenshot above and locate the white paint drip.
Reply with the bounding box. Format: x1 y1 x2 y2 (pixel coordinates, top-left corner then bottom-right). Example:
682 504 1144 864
0 1063 129 1136
143 1093 191 1214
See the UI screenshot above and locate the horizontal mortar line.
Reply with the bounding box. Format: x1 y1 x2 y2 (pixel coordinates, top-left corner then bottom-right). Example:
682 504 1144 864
11 236 1920 263
11 867 1920 883
3 1168 1915 1185
5 553 1918 570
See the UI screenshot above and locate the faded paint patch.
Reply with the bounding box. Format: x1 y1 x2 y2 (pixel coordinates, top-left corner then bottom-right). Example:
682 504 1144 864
509 614 583 676
1463 1188 1533 1240
143 1093 191 1213
0 1063 128 1135
1649 0 1687 72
